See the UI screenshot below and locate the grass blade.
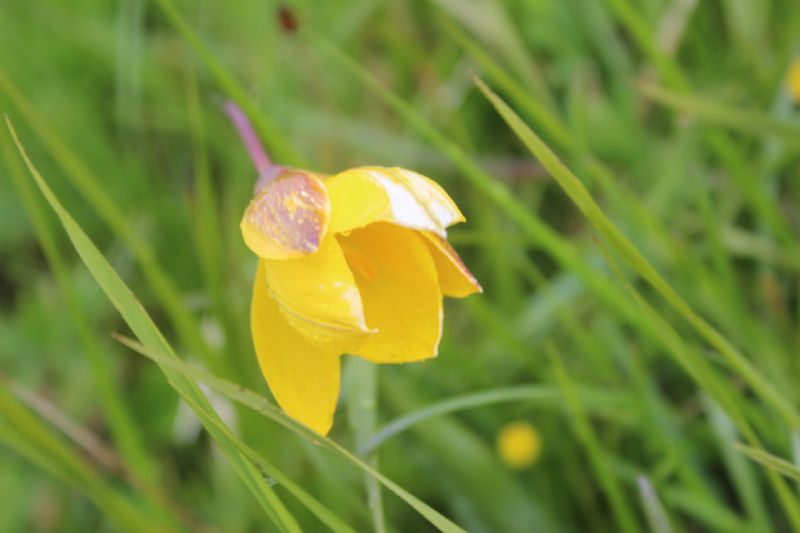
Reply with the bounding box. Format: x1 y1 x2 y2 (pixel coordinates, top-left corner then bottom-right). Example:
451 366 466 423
636 476 674 533
4 115 301 533
174 390 358 533
152 0 302 166
360 385 627 456
548 343 640 533
114 335 468 533
735 444 800 482
345 358 385 533
441 19 572 151
0 124 163 503
473 77 800 429
704 398 769 531
0 68 226 378
637 81 800 141
594 233 800 528
0 386 166 532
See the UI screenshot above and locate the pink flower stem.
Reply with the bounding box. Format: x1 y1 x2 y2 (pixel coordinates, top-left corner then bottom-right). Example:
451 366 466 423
223 101 272 174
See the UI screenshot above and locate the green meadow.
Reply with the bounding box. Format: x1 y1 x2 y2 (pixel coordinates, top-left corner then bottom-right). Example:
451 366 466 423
2 0 800 531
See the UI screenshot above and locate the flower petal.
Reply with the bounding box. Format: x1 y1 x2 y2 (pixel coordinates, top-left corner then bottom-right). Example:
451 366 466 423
241 170 331 260
251 260 340 435
421 232 482 298
263 236 372 349
326 166 465 236
338 222 442 363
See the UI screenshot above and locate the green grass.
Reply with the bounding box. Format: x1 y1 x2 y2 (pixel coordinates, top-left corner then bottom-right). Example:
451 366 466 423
1 0 800 531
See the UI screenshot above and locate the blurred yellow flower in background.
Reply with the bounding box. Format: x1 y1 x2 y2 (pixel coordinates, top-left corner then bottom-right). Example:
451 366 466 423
788 58 800 102
498 421 542 469
242 165 481 435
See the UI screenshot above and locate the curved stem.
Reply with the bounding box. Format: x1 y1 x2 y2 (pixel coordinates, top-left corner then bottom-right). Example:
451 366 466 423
224 100 272 174
359 386 560 457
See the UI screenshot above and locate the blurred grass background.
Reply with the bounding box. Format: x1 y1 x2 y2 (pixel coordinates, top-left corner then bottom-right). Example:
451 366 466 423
2 0 800 531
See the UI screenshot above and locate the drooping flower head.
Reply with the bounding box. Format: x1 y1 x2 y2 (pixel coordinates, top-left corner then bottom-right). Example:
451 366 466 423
229 104 481 435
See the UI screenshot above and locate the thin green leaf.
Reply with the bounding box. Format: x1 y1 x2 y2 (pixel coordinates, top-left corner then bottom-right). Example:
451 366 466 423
360 385 628 456
441 19 572 151
0 124 163 502
473 77 800 429
593 234 800 529
175 391 358 533
0 386 163 533
735 444 800 482
152 0 302 166
345 358 385 533
547 343 640 533
637 81 800 141
0 68 225 378
113 335 468 533
636 476 674 533
4 115 301 533
431 0 556 109
663 486 746 532
704 399 769 530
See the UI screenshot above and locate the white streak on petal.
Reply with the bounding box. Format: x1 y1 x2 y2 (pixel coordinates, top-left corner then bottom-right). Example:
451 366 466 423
395 168 463 229
370 170 446 236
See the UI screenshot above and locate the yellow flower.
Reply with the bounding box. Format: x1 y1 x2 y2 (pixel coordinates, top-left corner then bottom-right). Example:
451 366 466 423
497 421 542 469
242 166 481 435
789 58 800 103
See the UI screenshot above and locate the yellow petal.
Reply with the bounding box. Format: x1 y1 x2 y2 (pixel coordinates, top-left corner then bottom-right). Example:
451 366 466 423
421 232 482 298
263 236 372 349
251 260 340 435
326 166 465 236
241 170 331 260
338 222 442 363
